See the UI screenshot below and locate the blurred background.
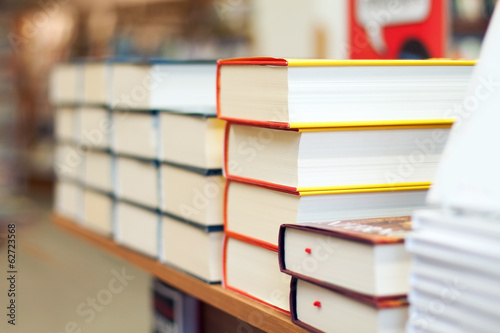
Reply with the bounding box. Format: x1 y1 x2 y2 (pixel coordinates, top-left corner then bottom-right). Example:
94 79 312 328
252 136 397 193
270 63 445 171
0 0 496 332
0 0 496 198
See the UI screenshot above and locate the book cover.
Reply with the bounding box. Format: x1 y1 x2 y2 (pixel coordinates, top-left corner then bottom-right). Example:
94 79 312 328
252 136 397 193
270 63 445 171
217 57 475 129
222 234 290 313
223 122 444 193
279 216 411 246
279 217 412 300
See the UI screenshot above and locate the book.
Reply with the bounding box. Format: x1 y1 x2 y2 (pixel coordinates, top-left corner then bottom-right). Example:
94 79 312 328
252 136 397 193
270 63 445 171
225 123 450 191
115 200 160 258
290 277 408 333
54 143 84 182
55 107 77 143
279 216 412 298
83 150 112 193
49 63 81 106
83 61 110 106
223 235 291 312
83 189 113 236
113 111 159 160
161 215 223 284
161 163 224 227
217 58 474 129
116 156 159 209
152 279 200 333
225 179 427 249
111 60 216 113
159 112 225 170
77 106 111 149
54 181 83 222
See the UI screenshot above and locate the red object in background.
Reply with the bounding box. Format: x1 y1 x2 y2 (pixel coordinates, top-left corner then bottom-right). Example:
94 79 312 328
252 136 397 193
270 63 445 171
349 0 447 59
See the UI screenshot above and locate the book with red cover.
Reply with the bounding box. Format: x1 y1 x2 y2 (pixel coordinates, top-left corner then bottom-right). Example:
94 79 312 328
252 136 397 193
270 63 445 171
222 121 449 193
279 216 412 298
222 234 291 313
216 57 474 130
224 179 427 251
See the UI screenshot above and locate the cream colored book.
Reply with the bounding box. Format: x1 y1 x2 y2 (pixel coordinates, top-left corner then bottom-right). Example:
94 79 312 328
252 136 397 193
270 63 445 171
116 156 159 209
115 201 159 258
113 111 158 160
83 189 113 236
160 215 223 283
159 112 224 170
161 163 224 227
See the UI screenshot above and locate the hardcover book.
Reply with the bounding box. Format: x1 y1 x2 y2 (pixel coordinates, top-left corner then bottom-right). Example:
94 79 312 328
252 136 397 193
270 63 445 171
54 181 83 222
49 63 81 106
77 106 111 149
159 112 225 170
111 60 216 113
290 277 408 333
223 235 291 312
83 150 113 193
83 189 113 236
55 107 77 143
161 163 224 227
279 216 412 297
83 61 110 106
113 111 159 160
217 57 474 129
115 200 160 258
225 179 427 249
225 122 450 192
116 156 159 210
54 143 84 182
161 215 223 284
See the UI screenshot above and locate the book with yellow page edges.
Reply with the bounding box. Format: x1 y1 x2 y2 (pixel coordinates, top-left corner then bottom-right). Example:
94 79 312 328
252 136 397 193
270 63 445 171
217 57 475 129
224 179 427 250
224 122 451 193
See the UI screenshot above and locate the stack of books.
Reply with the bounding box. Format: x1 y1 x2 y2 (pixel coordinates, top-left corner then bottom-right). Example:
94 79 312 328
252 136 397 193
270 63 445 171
407 8 500 333
217 57 475 319
279 216 411 332
52 59 226 283
52 62 85 225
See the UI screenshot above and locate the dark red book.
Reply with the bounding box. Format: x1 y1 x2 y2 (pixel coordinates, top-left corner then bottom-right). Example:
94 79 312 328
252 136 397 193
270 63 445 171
279 216 412 298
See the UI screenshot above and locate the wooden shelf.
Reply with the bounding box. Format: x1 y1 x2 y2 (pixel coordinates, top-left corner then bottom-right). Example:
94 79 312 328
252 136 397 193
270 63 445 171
53 214 308 333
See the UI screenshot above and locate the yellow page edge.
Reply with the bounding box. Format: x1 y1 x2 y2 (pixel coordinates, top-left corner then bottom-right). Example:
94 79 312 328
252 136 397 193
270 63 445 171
285 59 476 67
298 183 430 196
292 119 454 130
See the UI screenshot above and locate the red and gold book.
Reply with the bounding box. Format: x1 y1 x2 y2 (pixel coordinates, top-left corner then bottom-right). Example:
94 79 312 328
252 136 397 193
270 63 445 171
223 121 442 193
217 57 475 130
224 179 427 251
